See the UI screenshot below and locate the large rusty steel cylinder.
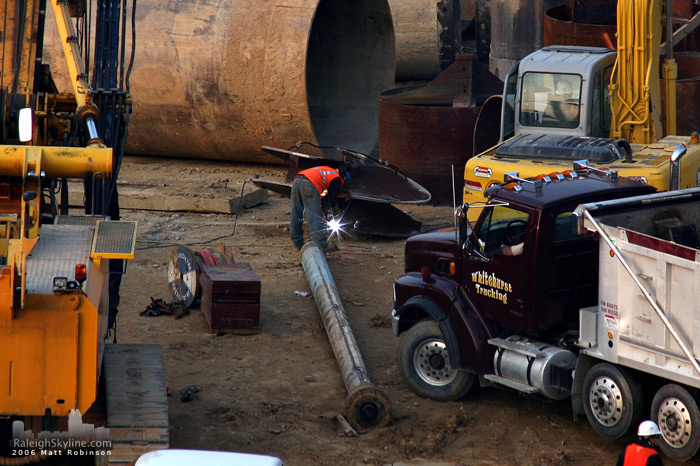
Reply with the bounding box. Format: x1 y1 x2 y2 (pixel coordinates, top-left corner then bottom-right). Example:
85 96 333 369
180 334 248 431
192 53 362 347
389 0 464 81
489 0 561 79
301 242 391 429
543 2 618 50
662 53 700 136
43 0 395 163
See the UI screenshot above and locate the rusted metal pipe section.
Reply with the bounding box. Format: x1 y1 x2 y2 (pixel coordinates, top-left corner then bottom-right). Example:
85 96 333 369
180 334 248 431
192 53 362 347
543 2 618 50
301 243 391 429
378 53 503 204
389 0 463 81
43 0 395 163
662 52 700 136
489 0 561 79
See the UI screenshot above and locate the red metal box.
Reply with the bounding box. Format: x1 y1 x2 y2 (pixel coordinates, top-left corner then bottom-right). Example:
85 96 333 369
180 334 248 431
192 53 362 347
200 263 261 334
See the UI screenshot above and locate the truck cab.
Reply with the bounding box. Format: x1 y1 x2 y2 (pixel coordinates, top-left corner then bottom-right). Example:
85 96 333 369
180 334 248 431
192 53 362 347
464 45 700 217
392 169 655 402
501 46 616 141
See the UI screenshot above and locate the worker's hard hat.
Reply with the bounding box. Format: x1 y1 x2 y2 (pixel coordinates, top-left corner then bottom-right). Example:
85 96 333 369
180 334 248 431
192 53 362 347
638 420 662 437
339 169 351 183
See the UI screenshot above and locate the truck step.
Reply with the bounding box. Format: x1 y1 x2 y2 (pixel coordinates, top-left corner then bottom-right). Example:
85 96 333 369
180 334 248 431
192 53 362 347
488 337 546 358
104 344 169 465
484 374 540 395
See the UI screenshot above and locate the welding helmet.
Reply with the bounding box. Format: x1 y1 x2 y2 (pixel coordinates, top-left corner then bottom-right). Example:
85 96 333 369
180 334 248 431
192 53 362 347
638 420 661 437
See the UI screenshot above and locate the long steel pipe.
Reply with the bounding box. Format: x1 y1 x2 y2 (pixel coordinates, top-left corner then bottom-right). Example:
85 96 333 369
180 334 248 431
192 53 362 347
301 243 391 429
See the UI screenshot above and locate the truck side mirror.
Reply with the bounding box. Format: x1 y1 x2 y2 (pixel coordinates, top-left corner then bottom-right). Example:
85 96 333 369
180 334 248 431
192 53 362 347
454 205 468 244
18 108 33 142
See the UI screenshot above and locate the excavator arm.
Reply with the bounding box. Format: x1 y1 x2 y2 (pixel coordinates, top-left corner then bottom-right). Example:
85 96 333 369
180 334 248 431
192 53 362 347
609 0 665 143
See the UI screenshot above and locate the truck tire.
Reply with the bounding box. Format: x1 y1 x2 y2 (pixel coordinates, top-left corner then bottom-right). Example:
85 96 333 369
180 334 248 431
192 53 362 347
398 320 476 401
582 363 643 439
651 384 700 461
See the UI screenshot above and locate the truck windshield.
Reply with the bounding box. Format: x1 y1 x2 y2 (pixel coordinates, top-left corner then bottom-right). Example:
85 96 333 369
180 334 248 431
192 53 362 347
474 205 530 256
520 72 582 129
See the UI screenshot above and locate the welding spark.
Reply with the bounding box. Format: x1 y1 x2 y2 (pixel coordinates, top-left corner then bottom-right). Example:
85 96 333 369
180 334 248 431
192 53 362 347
326 213 349 243
328 218 341 234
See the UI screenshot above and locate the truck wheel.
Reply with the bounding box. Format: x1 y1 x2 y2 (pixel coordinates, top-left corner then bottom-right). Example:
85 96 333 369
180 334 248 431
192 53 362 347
582 363 643 439
398 320 475 402
651 384 700 461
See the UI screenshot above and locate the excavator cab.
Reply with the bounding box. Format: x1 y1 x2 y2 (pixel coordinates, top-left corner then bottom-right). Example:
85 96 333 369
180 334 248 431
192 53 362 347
521 73 581 128
499 46 616 142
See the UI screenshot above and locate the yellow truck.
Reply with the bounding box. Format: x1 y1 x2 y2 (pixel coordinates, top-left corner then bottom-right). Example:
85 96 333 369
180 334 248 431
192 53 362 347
464 0 699 219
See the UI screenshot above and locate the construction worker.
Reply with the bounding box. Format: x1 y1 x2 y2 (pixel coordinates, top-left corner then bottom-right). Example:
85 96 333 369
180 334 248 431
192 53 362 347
290 166 351 252
616 420 663 466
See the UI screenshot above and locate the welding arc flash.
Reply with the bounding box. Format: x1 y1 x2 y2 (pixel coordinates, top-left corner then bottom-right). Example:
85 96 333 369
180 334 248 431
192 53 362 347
327 218 341 234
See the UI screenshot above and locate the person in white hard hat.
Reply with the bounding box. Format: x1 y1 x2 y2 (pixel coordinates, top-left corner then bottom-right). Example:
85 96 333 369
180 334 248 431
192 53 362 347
616 420 663 466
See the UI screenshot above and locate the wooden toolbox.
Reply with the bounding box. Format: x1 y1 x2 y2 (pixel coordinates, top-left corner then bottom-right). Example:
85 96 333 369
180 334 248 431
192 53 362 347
200 263 261 334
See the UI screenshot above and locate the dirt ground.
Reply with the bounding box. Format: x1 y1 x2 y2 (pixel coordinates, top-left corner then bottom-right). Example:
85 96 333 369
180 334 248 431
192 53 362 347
111 156 685 466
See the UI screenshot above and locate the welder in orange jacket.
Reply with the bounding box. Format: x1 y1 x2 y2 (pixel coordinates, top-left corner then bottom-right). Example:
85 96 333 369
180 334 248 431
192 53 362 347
290 166 351 252
616 421 663 466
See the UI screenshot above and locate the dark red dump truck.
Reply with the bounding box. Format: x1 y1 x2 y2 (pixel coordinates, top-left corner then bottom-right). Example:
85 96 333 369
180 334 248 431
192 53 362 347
392 166 700 460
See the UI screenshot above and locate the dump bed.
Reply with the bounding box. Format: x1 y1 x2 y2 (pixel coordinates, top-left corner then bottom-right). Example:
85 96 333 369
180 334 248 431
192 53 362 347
574 188 700 387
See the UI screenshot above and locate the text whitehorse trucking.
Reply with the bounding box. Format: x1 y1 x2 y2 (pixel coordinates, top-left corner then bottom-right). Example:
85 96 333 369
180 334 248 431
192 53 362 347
0 0 168 463
392 168 700 461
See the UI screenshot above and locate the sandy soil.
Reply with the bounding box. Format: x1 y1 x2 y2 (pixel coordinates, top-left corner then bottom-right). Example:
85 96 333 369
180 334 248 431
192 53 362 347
112 156 683 466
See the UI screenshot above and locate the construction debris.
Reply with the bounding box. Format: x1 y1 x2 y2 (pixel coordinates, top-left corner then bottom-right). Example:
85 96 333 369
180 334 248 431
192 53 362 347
140 297 189 319
336 415 358 437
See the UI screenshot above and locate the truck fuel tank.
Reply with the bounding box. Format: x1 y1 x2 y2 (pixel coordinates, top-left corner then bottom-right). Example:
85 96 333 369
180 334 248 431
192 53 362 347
487 336 577 400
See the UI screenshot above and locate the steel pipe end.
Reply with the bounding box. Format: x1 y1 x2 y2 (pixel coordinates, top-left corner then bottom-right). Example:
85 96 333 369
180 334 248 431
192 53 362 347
346 384 392 429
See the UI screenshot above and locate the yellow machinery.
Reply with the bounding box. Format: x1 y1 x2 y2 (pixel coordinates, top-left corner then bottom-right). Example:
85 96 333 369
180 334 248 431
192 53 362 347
0 0 168 463
463 0 698 218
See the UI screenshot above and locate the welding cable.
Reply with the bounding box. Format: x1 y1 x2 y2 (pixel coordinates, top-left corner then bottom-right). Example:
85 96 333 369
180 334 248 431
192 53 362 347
136 178 251 250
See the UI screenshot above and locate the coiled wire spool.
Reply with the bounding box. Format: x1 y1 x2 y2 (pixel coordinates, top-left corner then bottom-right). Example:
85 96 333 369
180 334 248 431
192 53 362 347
167 244 235 309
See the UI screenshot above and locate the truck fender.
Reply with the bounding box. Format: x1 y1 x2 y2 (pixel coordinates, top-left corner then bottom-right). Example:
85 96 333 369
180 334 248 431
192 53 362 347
397 296 461 368
570 353 597 420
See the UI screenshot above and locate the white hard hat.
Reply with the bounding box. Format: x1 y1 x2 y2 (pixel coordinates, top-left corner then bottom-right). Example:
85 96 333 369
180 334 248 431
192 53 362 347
638 420 662 437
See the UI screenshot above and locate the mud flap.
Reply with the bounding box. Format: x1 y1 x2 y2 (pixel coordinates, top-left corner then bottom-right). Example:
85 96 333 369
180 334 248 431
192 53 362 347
571 353 597 420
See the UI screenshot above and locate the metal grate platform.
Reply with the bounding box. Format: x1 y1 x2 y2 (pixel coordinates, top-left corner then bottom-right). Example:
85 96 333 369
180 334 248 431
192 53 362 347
25 225 93 294
104 344 169 465
91 221 137 259
55 215 107 225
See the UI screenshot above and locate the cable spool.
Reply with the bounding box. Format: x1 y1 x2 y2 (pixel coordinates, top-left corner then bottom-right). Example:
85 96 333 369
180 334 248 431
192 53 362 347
168 244 234 309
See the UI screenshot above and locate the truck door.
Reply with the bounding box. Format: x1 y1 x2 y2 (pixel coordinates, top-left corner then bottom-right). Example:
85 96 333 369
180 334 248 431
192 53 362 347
462 204 532 331
536 209 599 329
